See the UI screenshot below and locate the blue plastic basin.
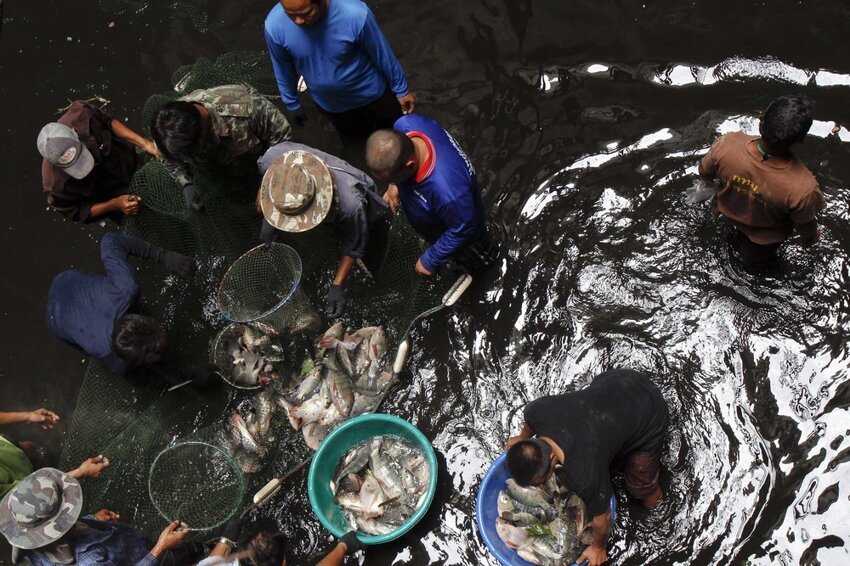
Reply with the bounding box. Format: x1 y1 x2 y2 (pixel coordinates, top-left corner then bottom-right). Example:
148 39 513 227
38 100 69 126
476 452 616 566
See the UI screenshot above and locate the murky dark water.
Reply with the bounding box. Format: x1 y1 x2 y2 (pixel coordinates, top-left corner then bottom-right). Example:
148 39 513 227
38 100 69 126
2 1 850 565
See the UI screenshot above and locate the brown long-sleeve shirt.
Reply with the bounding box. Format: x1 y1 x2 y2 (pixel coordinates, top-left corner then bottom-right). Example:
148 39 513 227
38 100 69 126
41 102 139 222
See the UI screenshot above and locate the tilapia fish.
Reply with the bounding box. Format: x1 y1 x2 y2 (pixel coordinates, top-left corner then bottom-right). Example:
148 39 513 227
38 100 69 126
226 325 280 386
281 322 393 451
332 436 430 536
496 477 588 565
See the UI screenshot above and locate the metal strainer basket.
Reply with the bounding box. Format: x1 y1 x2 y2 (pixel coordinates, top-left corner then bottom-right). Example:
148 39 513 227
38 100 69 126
148 441 246 532
216 243 318 333
210 323 263 390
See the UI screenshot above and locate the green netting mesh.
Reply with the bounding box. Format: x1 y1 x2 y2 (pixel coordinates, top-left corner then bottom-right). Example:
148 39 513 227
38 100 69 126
149 441 244 531
60 53 455 541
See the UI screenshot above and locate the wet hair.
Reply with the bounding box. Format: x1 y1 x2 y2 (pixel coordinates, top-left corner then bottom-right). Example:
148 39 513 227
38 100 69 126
150 101 203 162
365 129 415 179
759 94 814 148
112 314 167 365
506 439 551 486
240 519 288 566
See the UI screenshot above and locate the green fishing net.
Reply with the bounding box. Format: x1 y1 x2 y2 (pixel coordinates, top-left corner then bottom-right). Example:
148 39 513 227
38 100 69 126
59 53 454 541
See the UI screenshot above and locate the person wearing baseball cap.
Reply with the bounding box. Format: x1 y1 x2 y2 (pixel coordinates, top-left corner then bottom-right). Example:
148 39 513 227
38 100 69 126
38 100 158 223
0 463 190 565
256 142 389 318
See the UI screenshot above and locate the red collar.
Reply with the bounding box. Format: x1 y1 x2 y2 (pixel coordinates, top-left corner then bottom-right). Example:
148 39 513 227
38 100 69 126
406 131 436 183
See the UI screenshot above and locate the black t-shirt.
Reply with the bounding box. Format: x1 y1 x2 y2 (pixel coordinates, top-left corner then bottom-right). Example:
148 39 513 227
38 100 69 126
524 369 669 518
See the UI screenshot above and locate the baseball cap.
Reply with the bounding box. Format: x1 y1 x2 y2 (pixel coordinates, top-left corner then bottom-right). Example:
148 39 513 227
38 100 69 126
36 123 95 179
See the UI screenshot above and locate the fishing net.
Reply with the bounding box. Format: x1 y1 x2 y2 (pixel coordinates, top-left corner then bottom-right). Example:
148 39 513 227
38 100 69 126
216 243 318 335
149 441 245 531
60 52 456 541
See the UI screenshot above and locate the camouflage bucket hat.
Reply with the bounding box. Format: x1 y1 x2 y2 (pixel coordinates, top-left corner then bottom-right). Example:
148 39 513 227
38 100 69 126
0 468 82 550
260 150 334 233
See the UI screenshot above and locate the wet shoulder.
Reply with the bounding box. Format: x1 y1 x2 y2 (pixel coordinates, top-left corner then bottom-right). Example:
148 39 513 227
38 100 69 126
180 85 257 117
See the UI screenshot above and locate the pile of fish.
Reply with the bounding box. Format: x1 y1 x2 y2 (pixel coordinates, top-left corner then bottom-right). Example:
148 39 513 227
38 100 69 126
280 322 395 451
216 388 279 473
215 322 396 473
332 436 430 536
495 477 593 565
223 324 285 387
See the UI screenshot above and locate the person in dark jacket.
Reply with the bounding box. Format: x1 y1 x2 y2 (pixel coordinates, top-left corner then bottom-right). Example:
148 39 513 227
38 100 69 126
46 233 200 385
38 101 157 223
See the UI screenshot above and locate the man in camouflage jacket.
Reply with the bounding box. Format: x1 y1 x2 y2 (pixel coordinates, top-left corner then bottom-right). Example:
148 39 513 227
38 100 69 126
151 85 292 210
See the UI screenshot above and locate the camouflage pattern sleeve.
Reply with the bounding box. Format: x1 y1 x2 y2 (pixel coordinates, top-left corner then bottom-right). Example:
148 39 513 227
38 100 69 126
161 157 193 188
251 95 292 146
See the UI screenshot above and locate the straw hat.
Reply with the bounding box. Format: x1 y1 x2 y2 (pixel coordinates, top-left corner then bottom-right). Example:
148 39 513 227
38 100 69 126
260 150 334 233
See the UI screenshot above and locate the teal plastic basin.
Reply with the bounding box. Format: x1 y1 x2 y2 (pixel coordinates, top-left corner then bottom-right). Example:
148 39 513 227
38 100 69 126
307 413 438 545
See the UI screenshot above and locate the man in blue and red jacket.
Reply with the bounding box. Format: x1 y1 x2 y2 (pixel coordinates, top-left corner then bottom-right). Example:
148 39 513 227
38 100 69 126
365 114 496 276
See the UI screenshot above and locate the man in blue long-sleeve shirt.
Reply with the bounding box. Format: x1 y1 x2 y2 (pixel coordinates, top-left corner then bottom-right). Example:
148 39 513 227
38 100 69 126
365 114 497 276
46 233 197 382
264 0 415 141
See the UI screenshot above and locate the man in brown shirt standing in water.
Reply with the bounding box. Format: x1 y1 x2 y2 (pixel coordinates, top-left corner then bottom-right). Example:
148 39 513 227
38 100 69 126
699 94 826 269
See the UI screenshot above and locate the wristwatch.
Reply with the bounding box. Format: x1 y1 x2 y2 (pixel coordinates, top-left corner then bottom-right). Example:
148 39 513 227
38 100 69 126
219 537 236 549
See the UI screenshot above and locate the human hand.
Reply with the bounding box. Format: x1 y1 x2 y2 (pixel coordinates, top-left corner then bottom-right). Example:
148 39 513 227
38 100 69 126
383 184 400 214
800 228 820 248
151 520 190 557
505 435 525 449
159 250 196 280
398 92 416 115
415 259 433 276
94 509 120 522
27 408 60 430
340 530 362 555
114 195 141 215
182 184 204 211
577 544 607 566
290 108 308 128
327 284 346 318
73 455 110 478
142 139 159 159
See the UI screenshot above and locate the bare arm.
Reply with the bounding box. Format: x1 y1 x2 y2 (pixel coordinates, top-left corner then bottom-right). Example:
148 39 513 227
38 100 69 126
577 509 611 566
333 256 356 286
316 542 348 566
0 409 59 429
505 423 535 448
110 119 157 157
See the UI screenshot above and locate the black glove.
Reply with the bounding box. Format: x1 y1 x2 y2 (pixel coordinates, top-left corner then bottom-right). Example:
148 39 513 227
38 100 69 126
290 107 308 128
340 530 362 555
327 284 346 318
157 250 196 280
182 183 204 211
221 517 244 544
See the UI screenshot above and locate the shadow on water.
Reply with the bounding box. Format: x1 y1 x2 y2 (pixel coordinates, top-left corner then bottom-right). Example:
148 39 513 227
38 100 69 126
1 0 850 565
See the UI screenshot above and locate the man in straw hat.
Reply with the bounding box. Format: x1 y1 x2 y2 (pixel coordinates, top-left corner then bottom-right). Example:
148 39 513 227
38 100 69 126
0 465 190 565
257 142 390 318
38 101 157 223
